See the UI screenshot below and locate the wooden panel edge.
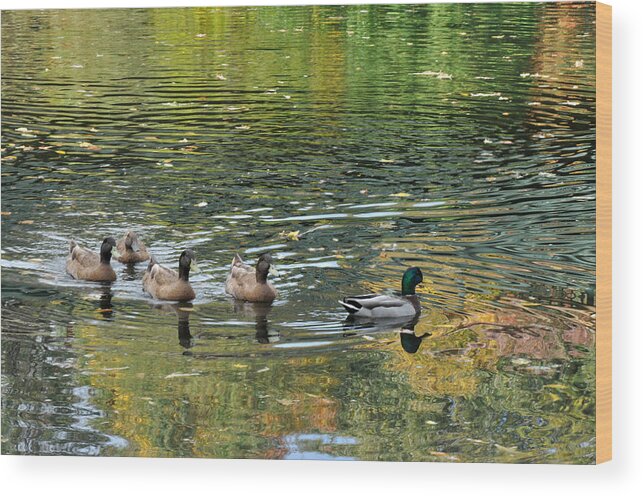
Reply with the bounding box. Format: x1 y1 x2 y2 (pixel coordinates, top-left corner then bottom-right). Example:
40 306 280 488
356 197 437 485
596 1 612 465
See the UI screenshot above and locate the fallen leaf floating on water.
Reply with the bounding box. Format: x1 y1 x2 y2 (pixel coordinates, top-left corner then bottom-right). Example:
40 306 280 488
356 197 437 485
18 220 35 224
520 72 550 79
389 192 411 197
165 372 201 379
494 444 518 454
78 142 101 151
16 127 40 136
511 358 530 366
195 201 208 207
413 70 453 79
430 451 459 461
279 230 301 241
470 92 501 97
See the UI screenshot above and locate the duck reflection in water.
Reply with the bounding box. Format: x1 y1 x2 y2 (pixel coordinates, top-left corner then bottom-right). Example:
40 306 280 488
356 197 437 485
231 301 279 344
176 304 193 349
343 315 430 353
97 283 114 320
150 302 194 350
399 320 431 354
121 262 143 281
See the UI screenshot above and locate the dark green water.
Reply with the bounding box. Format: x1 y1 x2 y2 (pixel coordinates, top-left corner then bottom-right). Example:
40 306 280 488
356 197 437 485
1 3 597 462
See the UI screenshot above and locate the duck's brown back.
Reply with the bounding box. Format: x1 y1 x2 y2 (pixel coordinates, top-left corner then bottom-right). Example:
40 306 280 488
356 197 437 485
66 246 116 281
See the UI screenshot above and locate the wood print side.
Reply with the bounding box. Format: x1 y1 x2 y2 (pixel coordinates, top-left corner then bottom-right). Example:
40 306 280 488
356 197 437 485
596 1 612 464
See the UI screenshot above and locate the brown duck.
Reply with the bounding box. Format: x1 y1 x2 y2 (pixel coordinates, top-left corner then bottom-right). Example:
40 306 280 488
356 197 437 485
142 249 198 301
225 253 279 303
66 237 120 282
116 230 149 264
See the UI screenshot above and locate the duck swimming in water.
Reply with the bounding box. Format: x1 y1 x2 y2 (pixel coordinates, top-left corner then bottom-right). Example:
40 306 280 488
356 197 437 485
142 249 199 301
66 237 120 282
339 267 423 319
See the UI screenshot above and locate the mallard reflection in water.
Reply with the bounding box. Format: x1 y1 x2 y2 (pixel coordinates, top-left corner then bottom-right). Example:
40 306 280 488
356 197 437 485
399 321 431 354
342 314 430 353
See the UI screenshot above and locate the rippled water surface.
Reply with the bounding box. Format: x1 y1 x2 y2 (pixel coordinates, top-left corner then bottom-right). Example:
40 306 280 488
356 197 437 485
2 3 597 463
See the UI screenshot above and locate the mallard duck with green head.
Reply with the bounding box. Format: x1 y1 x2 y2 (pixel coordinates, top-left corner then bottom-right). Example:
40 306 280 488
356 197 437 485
339 267 423 318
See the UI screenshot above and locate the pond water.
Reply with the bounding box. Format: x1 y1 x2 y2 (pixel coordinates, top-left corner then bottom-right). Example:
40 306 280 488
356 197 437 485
1 3 597 463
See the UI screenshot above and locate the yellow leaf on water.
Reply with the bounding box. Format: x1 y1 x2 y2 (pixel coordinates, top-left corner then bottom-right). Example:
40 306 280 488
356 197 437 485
389 192 411 197
280 230 300 241
55 150 66 155
543 383 568 390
